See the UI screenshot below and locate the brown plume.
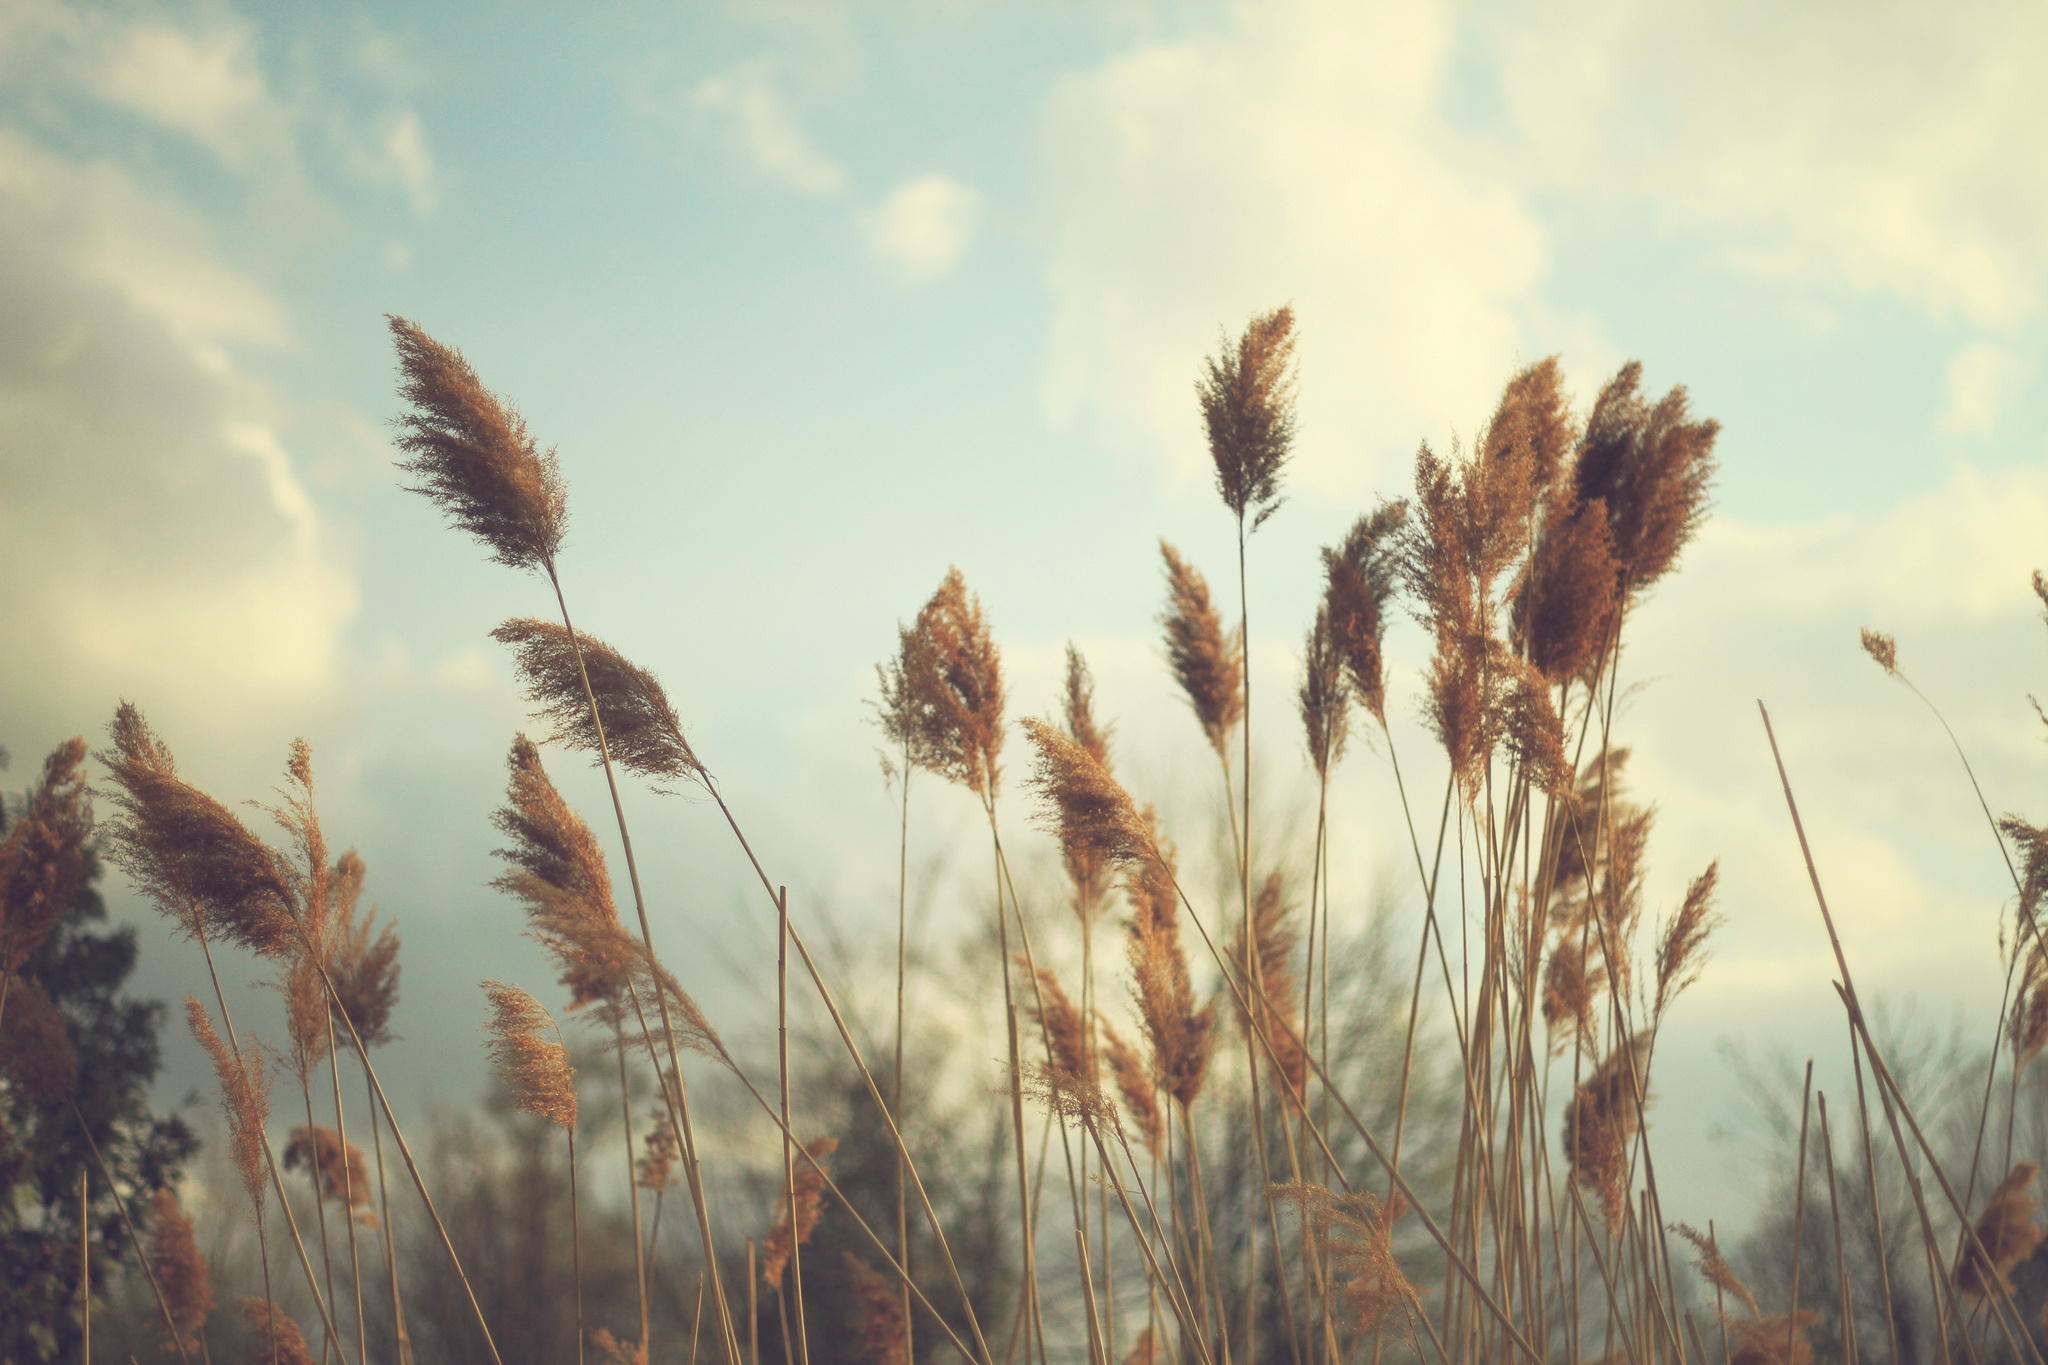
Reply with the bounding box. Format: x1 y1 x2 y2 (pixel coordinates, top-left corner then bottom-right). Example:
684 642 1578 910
1485 356 1577 494
1099 1017 1163 1156
842 1252 910 1365
0 736 91 978
99 704 297 958
636 1110 680 1191
1159 541 1243 759
1322 502 1407 727
388 315 567 574
0 973 77 1102
1565 1034 1651 1230
1124 816 1213 1109
1517 493 1621 686
1541 937 1602 1058
492 734 632 1006
1230 870 1306 1098
147 1188 212 1354
1730 1313 1819 1365
1670 1221 1761 1319
493 620 706 791
1653 861 1723 1021
1574 361 1720 596
1958 1160 2045 1300
1124 1325 1160 1365
1299 605 1349 781
237 1298 316 1365
481 980 577 1128
1860 628 1899 676
326 850 400 1049
1021 717 1159 906
1059 644 1116 922
1200 305 1298 529
762 1136 837 1286
895 568 1006 801
187 996 270 1215
2013 927 2048 1070
591 1330 647 1365
1020 963 1093 1094
1275 1182 1421 1335
283 1125 375 1225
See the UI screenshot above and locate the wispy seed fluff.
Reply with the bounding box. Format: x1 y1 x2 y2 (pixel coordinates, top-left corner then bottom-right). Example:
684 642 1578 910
0 735 91 980
762 1136 838 1286
1159 541 1243 760
100 703 298 959
898 567 1006 802
493 620 706 792
1959 1160 2044 1300
1299 605 1349 782
1199 304 1297 530
388 315 568 574
186 996 270 1216
1274 1182 1421 1336
1321 501 1407 728
1669 1220 1761 1319
283 1125 375 1226
1565 1034 1651 1230
481 980 577 1128
492 734 632 1007
147 1188 213 1354
238 1298 316 1365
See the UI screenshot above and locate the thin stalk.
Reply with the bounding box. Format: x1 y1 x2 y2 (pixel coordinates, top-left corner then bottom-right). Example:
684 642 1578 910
747 1241 758 1365
568 1121 584 1365
1791 1062 1813 1365
616 1030 649 1355
361 1059 411 1365
297 1074 340 1365
324 1024 367 1365
71 1103 196 1365
81 1168 91 1365
778 888 812 1365
547 568 739 1364
1820 1094 1858 1365
896 741 914 1365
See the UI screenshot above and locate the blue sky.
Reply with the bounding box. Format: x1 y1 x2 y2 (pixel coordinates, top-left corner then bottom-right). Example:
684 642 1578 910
4 0 2048 1241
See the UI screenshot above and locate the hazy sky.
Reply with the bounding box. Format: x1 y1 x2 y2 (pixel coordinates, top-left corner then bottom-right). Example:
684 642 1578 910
4 0 2048 1240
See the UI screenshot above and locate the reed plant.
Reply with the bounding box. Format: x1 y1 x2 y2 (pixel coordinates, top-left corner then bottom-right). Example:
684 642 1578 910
32 304 2048 1365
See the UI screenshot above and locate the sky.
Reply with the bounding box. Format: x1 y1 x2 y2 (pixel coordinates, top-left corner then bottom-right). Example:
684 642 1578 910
4 0 2048 1246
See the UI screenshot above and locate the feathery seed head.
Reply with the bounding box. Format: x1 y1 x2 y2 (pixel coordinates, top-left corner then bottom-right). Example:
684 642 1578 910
481 980 577 1128
1022 963 1093 1095
0 736 91 977
1059 644 1117 922
388 315 568 574
1565 1033 1651 1230
1485 357 1577 494
1123 837 1213 1109
1517 495 1621 686
1231 870 1306 1097
187 995 270 1215
843 1253 910 1365
284 1125 375 1223
99 703 299 957
1670 1221 1761 1320
1275 1182 1422 1337
1200 305 1298 528
1322 502 1407 727
636 1111 680 1191
1575 361 1720 596
1731 1313 1820 1365
762 1136 837 1285
237 1298 316 1365
493 620 706 792
327 854 400 1049
1021 718 1158 904
1299 605 1349 781
1653 861 1723 1021
1099 1018 1163 1156
0 973 78 1102
1959 1160 2045 1300
898 568 1006 801
492 734 631 1006
1540 939 1604 1059
1159 541 1244 759
591 1330 648 1365
147 1188 212 1353
1860 628 1899 676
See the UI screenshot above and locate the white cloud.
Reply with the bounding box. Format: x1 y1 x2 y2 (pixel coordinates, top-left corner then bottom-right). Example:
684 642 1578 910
1039 0 1548 501
694 60 847 197
382 110 437 215
0 129 355 753
1486 0 2048 329
865 174 979 281
88 19 267 165
1943 341 2028 436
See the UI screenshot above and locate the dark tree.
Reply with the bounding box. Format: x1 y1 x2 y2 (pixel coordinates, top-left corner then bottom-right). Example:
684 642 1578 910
0 744 197 1363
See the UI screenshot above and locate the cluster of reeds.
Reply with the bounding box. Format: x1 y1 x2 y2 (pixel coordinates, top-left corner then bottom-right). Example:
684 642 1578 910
29 302 2048 1365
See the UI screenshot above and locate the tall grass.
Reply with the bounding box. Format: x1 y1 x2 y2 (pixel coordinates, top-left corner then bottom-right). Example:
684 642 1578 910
20 309 2048 1365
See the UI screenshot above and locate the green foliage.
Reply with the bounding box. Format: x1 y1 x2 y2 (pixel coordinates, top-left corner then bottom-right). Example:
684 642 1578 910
0 782 196 1364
